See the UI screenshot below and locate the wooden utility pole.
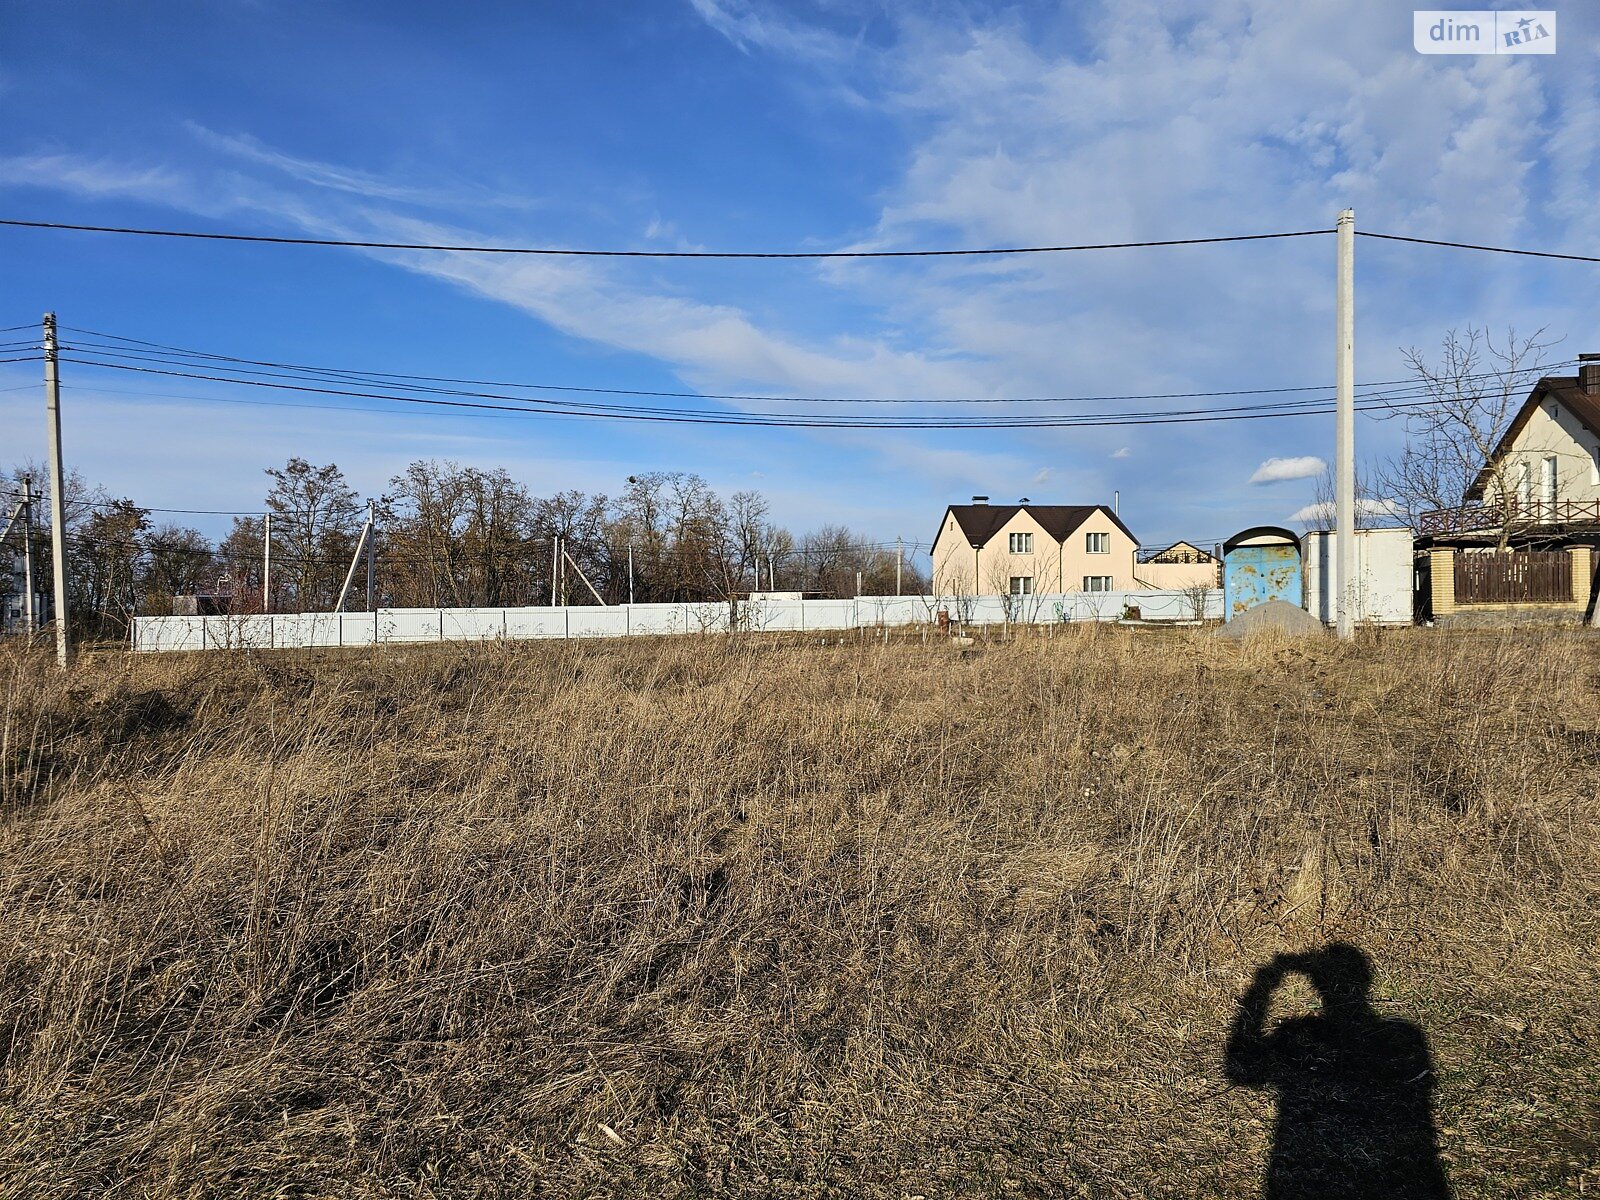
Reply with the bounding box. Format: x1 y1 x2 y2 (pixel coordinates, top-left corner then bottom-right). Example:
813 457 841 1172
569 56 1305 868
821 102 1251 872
1335 208 1356 640
42 314 71 667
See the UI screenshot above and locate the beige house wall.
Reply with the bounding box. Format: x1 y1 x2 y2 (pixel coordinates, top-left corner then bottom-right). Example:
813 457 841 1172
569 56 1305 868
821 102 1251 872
931 507 1139 596
1486 399 1600 504
1133 560 1218 590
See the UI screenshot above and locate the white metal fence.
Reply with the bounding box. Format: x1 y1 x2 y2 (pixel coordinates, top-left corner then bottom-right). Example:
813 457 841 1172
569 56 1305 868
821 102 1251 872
130 590 1221 653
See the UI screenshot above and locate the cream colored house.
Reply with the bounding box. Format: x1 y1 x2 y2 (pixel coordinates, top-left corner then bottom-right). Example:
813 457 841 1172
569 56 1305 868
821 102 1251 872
931 499 1139 596
1423 359 1600 539
1467 362 1600 514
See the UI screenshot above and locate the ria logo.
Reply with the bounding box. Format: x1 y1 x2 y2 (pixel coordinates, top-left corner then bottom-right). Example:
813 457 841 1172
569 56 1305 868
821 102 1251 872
1414 10 1556 54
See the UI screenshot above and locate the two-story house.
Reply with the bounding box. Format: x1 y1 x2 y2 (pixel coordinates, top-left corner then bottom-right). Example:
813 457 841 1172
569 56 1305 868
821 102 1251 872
930 497 1139 597
1423 357 1600 540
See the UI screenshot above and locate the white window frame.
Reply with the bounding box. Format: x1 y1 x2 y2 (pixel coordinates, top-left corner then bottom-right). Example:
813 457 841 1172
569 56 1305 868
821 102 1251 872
1542 455 1559 509
1082 575 1113 593
1008 531 1033 554
1085 531 1110 554
1008 575 1034 595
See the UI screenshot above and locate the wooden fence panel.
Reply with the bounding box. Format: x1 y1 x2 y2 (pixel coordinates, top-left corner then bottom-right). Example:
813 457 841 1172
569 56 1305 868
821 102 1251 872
1453 551 1571 605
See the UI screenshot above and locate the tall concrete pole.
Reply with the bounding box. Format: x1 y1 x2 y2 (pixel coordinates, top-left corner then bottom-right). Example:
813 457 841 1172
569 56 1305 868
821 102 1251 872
1335 209 1356 640
262 512 272 613
365 498 376 611
21 475 35 636
42 314 71 667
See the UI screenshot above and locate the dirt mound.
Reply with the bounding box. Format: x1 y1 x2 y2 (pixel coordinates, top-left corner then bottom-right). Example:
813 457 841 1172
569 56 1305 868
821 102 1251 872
1216 597 1327 639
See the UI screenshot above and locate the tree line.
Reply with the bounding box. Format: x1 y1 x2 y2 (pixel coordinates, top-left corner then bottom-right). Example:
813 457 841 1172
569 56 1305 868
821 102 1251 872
4 458 925 637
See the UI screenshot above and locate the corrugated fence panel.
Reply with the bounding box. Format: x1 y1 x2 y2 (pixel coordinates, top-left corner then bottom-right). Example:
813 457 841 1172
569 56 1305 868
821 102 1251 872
131 589 1225 651
380 610 446 644
440 609 507 641
502 609 568 640
801 599 856 630
568 608 630 638
340 613 378 647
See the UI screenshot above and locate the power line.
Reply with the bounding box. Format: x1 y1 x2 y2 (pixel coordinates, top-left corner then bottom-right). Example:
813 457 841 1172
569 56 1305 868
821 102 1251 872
1358 231 1600 264
0 217 1335 259
63 356 1464 428
61 326 1557 407
57 335 1536 426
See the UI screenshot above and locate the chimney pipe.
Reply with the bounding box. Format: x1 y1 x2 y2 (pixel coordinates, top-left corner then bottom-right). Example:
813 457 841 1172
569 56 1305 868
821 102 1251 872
971 495 989 505
1580 354 1600 396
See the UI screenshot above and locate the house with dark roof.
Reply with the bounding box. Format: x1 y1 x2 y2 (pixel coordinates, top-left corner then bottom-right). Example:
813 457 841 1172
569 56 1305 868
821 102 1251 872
930 497 1139 597
1422 358 1600 541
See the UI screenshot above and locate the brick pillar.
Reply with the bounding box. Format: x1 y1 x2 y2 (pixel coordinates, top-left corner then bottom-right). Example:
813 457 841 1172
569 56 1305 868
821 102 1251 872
1569 546 1592 609
1429 548 1456 616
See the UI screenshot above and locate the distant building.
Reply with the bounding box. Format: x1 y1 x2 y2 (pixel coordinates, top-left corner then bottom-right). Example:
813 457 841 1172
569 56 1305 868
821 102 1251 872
1134 540 1221 591
930 497 1139 597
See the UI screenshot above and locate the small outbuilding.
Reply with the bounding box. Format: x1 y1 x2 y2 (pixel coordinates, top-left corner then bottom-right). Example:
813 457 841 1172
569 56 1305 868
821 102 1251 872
1222 527 1303 619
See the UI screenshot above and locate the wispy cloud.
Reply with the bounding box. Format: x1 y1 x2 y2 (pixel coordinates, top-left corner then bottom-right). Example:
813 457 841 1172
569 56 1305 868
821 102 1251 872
1111 447 1131 460
1250 455 1326 484
184 124 535 211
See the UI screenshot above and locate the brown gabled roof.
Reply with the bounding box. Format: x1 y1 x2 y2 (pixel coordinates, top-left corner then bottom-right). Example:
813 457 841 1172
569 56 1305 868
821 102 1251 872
938 503 1138 549
1467 376 1600 499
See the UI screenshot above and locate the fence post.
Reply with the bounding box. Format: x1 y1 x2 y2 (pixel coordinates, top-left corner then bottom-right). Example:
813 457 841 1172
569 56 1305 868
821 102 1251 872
1428 549 1456 618
1570 546 1592 610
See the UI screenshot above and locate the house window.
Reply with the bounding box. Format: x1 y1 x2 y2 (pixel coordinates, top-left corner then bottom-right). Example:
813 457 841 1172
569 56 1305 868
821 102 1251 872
1009 576 1034 595
1543 455 1559 510
1008 531 1033 554
1083 576 1113 592
1591 443 1600 486
1085 532 1109 554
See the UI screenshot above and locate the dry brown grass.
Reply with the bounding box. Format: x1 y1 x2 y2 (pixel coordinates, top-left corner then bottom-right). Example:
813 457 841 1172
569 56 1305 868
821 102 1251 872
1 626 1597 1198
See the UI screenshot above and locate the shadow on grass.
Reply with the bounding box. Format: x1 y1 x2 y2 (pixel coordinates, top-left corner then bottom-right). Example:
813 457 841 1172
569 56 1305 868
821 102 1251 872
1226 943 1451 1199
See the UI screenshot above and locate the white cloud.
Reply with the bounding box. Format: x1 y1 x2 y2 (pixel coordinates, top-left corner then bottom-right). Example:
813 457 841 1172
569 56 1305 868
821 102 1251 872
1288 498 1403 525
1250 455 1326 484
1111 447 1131 459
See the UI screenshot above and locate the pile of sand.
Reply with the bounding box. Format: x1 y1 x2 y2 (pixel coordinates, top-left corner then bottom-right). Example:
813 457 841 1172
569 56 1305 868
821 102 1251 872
1215 598 1328 639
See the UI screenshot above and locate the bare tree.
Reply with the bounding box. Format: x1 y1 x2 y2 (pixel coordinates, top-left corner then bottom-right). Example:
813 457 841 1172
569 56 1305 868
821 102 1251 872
1372 327 1560 548
1301 463 1384 533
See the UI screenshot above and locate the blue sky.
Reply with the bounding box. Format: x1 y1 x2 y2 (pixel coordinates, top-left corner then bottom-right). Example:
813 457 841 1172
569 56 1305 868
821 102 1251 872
2 1 1598 560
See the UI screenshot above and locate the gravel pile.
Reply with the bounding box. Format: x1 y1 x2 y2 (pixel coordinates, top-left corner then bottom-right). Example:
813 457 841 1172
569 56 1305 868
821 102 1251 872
1215 598 1327 639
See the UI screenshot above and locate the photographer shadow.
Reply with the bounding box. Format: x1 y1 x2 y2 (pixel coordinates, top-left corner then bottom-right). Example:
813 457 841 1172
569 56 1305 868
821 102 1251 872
1225 943 1451 1199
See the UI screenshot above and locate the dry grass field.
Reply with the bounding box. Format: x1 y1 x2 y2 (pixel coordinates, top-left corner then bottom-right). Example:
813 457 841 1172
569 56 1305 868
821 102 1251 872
1 626 1597 1198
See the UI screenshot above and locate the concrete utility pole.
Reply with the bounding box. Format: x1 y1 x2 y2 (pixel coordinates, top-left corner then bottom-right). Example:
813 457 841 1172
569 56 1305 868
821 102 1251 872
365 498 376 611
21 476 35 636
262 512 272 613
896 537 903 595
42 314 71 667
551 537 559 607
627 544 635 605
334 503 375 613
1335 208 1356 640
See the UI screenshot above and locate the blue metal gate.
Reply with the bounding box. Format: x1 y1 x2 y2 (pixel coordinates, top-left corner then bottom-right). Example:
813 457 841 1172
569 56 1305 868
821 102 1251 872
1223 528 1303 619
